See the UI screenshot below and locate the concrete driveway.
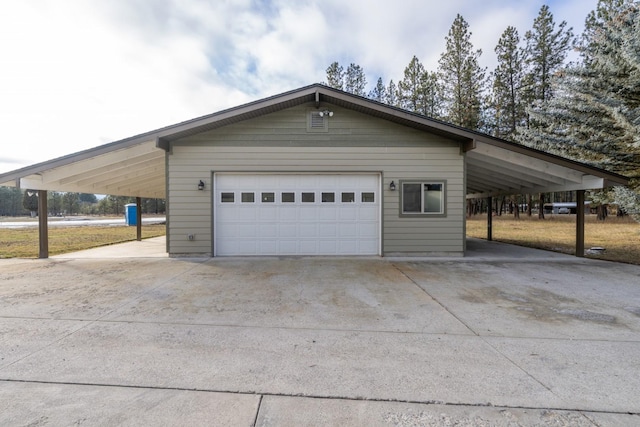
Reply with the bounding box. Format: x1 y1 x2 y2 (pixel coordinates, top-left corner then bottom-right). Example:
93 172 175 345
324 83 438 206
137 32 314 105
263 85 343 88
1 237 639 426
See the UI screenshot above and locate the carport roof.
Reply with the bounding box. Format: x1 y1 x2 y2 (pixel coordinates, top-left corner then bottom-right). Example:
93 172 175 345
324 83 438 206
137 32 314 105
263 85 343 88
0 83 629 198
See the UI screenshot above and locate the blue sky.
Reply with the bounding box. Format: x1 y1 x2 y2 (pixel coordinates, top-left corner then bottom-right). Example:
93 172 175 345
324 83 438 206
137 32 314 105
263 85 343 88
0 0 597 174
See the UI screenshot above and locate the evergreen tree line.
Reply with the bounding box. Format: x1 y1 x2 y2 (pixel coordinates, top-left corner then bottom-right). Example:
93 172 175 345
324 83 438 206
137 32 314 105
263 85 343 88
324 4 573 136
325 0 640 219
0 187 165 217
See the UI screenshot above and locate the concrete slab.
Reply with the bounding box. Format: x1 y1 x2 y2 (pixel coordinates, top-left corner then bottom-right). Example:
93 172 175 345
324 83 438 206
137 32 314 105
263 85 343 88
47 235 581 261
463 237 579 260
0 321 561 409
255 395 640 426
0 381 258 426
0 318 86 368
1 241 639 424
53 236 168 258
486 337 640 413
397 259 640 340
107 258 471 334
0 257 203 319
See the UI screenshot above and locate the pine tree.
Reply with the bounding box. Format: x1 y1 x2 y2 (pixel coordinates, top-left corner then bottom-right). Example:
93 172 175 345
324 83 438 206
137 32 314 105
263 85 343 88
517 1 640 219
576 0 631 65
344 63 367 96
421 71 444 119
398 56 426 112
325 62 344 90
368 77 386 102
438 14 486 129
385 80 399 107
523 5 574 106
491 26 526 139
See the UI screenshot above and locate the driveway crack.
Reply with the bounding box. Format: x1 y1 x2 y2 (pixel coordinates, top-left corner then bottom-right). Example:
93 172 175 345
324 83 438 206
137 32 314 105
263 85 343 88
251 395 263 427
392 263 479 336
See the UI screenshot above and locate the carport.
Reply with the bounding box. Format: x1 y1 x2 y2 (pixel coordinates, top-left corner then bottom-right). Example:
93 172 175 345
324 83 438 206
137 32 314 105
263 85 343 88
0 85 629 257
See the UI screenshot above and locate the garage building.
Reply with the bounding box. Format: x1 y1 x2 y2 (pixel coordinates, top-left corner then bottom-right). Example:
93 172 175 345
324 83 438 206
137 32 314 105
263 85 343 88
0 84 629 257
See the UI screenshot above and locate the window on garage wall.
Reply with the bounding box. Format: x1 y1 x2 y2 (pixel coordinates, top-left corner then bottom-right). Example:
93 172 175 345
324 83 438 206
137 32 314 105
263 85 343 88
400 181 446 216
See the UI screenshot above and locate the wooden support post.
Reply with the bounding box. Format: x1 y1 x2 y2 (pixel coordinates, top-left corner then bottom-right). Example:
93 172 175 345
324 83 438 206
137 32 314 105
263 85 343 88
576 190 585 257
487 196 493 241
136 196 142 241
38 190 49 258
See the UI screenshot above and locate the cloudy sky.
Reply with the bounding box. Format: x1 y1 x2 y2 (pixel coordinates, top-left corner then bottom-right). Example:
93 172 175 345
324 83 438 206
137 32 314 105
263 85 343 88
1 0 597 174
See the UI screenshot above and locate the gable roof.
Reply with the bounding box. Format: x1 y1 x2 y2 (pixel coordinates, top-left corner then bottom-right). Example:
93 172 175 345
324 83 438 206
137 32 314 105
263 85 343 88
0 83 629 198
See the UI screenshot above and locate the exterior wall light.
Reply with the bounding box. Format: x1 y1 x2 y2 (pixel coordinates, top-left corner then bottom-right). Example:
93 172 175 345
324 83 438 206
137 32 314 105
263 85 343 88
198 180 205 191
389 181 396 191
318 109 333 117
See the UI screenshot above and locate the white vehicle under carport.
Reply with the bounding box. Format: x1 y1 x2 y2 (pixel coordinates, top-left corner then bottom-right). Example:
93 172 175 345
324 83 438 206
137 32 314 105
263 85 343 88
544 202 591 215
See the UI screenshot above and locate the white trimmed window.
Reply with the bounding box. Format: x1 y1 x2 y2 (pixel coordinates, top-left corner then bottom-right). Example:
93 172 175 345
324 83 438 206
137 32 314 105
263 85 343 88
401 181 445 215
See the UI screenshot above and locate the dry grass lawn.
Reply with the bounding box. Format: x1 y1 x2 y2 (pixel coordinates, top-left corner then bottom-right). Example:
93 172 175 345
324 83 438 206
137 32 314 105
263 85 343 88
0 224 166 258
467 214 640 265
2 216 638 264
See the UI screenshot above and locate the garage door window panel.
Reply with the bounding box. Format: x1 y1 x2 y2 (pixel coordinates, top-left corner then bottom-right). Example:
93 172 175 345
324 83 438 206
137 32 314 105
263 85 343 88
342 192 355 203
400 181 446 216
281 192 295 203
362 192 375 203
241 192 255 203
322 192 335 203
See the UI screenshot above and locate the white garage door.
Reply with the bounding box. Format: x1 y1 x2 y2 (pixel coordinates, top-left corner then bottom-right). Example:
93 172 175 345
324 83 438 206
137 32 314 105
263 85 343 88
214 173 380 256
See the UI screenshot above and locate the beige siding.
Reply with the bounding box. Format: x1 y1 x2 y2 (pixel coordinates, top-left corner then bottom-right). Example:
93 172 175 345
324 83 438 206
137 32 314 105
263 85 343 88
167 103 465 256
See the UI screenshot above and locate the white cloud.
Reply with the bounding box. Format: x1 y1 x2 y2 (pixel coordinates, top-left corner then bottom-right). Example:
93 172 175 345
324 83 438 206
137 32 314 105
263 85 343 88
0 0 599 174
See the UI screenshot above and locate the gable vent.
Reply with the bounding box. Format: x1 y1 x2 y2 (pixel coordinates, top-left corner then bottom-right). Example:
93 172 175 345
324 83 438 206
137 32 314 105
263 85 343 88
310 112 325 128
307 111 328 132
